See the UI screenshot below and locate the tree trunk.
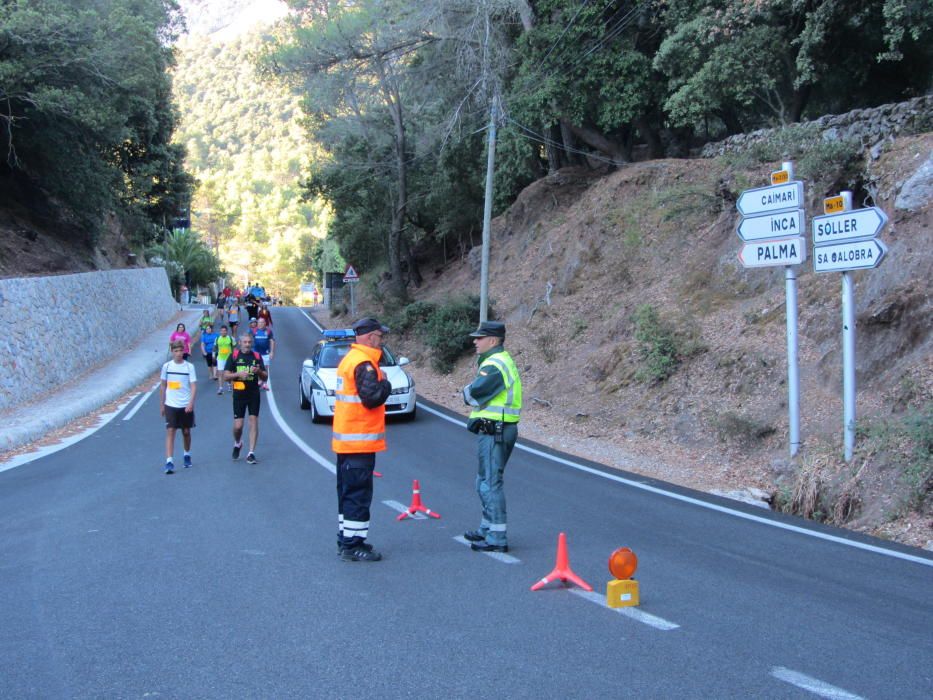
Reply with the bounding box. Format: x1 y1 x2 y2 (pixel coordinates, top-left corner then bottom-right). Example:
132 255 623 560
634 116 661 159
376 55 407 301
559 119 583 167
790 85 810 123
563 121 629 165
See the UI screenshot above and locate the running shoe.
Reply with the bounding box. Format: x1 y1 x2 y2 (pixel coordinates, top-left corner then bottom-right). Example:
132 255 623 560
164 462 175 475
217 387 223 395
232 443 242 460
183 454 192 468
246 452 258 464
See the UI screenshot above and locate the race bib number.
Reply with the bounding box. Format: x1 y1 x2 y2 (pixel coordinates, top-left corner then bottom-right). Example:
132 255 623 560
233 381 246 390
168 381 182 390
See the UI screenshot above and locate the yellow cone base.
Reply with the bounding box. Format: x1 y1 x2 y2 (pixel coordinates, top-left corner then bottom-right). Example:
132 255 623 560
606 578 639 608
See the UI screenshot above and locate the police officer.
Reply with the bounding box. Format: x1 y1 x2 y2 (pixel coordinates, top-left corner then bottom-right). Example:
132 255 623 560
461 321 522 553
332 317 393 562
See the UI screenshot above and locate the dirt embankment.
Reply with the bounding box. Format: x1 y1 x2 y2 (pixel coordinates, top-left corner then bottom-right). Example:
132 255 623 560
347 134 933 549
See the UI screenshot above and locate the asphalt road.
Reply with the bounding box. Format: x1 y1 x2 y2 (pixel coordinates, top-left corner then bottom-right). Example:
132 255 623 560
1 306 931 699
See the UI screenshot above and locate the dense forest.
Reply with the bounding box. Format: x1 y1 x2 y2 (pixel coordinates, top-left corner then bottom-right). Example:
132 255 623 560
0 0 193 248
172 30 337 297
257 0 932 298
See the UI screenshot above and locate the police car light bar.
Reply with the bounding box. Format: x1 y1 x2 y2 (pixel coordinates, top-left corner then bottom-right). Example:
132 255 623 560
323 329 355 339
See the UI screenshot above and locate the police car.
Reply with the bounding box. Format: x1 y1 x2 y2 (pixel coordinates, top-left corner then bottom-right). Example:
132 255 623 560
298 329 416 423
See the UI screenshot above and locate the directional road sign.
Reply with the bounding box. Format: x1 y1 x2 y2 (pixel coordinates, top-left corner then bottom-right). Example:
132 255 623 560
736 181 804 217
738 236 807 268
812 207 888 247
813 239 888 273
736 209 804 242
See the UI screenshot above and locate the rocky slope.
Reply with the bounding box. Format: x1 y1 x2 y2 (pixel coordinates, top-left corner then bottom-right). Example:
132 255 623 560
352 128 932 549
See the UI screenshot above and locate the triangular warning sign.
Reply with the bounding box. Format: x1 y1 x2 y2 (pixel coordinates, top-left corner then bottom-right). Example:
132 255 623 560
343 265 359 281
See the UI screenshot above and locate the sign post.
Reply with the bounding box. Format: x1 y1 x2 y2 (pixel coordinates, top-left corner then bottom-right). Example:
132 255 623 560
343 265 360 317
735 161 803 457
812 192 889 461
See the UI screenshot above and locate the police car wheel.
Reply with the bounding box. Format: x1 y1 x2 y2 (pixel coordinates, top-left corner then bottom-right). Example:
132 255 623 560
299 378 310 410
310 397 325 424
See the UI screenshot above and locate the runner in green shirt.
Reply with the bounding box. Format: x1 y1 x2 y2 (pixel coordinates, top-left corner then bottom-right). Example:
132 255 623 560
214 325 235 394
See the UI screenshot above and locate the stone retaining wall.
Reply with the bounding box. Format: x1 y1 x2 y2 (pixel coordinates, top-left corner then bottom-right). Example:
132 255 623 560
701 95 933 158
0 267 177 412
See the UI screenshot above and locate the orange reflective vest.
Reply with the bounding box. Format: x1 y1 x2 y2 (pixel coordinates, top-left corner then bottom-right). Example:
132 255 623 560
332 343 387 454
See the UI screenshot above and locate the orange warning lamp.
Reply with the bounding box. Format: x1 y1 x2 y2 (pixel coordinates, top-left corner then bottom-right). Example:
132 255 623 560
608 547 638 579
606 547 640 608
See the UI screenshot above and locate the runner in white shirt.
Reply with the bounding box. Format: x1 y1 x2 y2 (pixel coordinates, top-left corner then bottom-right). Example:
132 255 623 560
160 341 198 474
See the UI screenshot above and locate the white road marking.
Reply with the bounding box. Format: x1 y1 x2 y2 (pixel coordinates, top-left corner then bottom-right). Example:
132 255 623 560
569 589 680 630
417 403 933 568
0 394 138 473
299 308 325 332
453 535 521 564
382 499 428 519
123 383 160 421
771 667 865 700
265 378 335 474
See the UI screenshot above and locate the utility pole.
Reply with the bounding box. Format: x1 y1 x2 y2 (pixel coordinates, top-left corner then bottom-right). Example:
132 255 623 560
479 96 497 323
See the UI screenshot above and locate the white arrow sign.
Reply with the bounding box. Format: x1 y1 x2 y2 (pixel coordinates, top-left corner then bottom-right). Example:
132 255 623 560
813 239 888 273
811 207 888 246
736 181 804 217
736 209 804 242
738 236 807 268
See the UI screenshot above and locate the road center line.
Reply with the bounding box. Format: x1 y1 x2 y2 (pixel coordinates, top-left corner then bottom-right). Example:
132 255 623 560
771 667 865 700
382 499 428 519
453 535 521 564
416 403 933 567
265 378 335 474
569 589 680 630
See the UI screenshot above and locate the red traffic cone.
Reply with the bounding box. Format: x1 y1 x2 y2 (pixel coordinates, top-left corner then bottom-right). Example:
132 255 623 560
397 479 441 520
530 532 592 591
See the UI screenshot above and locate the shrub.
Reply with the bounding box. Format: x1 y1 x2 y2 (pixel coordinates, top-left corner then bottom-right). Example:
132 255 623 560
633 304 680 383
423 295 484 373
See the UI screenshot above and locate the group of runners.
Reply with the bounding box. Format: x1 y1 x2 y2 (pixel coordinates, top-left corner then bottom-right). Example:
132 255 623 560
160 301 276 474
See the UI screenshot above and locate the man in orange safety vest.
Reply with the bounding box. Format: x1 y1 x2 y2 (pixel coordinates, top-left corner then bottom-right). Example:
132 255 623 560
332 317 393 562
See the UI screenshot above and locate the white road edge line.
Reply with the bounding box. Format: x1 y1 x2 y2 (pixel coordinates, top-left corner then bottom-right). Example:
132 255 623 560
771 667 865 700
383 499 428 519
122 382 160 421
453 535 521 564
417 403 933 567
265 377 335 474
569 589 680 630
0 394 139 473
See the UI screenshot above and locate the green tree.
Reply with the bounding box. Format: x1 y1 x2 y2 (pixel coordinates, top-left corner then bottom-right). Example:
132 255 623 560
0 0 190 243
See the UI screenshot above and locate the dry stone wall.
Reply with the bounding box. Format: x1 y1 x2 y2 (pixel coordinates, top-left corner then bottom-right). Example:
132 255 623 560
0 268 177 412
701 96 933 159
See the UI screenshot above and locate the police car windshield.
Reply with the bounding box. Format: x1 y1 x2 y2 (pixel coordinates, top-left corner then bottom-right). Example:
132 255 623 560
318 342 399 368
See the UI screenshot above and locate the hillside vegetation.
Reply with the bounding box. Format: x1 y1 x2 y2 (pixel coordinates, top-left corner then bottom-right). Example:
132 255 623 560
348 126 932 548
172 30 331 296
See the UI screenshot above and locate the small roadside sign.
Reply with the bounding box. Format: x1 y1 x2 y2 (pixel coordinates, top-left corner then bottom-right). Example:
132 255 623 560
813 239 888 273
811 207 888 246
823 195 847 214
736 181 804 217
738 236 807 268
342 265 359 283
770 169 790 185
736 209 804 242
